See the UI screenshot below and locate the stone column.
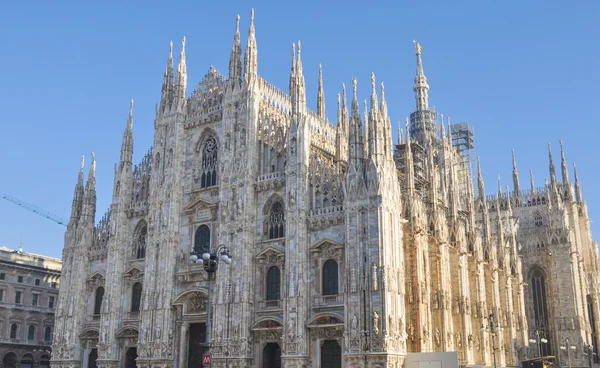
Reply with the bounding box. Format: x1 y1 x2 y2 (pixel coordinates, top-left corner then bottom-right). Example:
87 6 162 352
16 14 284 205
178 323 189 368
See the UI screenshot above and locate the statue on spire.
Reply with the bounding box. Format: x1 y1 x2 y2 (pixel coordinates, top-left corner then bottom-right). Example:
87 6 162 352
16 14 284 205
80 155 85 170
413 40 422 55
129 99 134 117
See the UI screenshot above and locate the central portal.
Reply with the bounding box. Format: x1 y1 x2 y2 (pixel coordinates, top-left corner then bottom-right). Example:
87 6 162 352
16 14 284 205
188 323 207 368
321 340 341 368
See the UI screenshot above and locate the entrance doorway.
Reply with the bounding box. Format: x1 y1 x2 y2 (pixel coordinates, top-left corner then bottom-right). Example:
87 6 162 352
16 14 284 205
88 348 98 368
188 323 207 368
321 340 341 368
125 347 137 368
262 343 281 368
2 353 17 368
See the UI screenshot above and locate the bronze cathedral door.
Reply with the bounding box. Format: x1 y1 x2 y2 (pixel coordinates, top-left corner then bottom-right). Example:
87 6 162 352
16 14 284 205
321 340 341 368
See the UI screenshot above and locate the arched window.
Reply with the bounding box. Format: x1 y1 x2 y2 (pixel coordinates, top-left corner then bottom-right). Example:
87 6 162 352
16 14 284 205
267 202 285 239
531 269 552 356
266 266 281 301
44 327 52 342
534 212 543 227
20 354 33 368
200 137 218 188
194 225 211 254
10 323 18 339
133 221 147 259
131 282 142 312
94 286 104 315
322 259 339 295
27 325 35 340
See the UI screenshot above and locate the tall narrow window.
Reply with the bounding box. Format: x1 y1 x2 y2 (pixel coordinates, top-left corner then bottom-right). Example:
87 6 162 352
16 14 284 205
44 327 52 342
15 291 21 304
10 323 17 339
131 282 142 312
588 295 600 363
531 269 552 356
267 202 285 239
200 137 218 188
194 225 211 254
133 221 147 259
322 259 339 295
534 212 543 227
94 286 104 315
266 266 281 301
27 325 35 340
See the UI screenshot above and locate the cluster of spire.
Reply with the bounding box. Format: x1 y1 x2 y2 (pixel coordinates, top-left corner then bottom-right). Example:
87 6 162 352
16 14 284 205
69 153 96 228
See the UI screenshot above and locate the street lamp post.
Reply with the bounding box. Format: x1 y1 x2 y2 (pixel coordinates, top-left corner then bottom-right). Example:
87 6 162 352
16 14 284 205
189 244 233 367
528 328 548 359
481 313 503 368
560 338 577 368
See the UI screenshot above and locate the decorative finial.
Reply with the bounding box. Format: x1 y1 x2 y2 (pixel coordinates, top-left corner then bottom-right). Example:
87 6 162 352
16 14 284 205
297 41 301 59
413 40 422 55
319 63 322 73
181 36 186 50
236 14 240 32
91 152 95 162
80 155 85 170
352 78 357 99
251 8 254 23
129 99 134 116
169 41 173 56
370 72 376 91
381 81 385 94
292 42 296 62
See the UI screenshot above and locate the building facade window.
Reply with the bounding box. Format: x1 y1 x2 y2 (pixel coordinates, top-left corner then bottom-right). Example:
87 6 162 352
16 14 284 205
15 291 22 304
10 323 18 339
0 289 3 302
27 325 35 340
48 296 55 308
267 201 285 239
94 286 104 315
534 212 543 227
0 273 5 280
35 279 40 286
322 259 339 295
194 225 211 254
44 327 52 342
133 221 148 259
266 266 281 301
131 282 142 312
32 294 39 306
200 137 218 188
17 276 23 283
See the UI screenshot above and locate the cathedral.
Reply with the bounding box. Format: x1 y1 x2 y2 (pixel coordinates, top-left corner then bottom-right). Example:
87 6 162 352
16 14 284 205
50 9 600 368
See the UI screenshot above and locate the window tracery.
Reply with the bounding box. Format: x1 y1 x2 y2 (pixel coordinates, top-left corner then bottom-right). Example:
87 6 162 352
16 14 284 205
266 201 285 239
198 137 218 188
309 150 344 210
266 266 281 301
132 221 147 259
194 225 211 254
534 212 543 227
322 259 339 295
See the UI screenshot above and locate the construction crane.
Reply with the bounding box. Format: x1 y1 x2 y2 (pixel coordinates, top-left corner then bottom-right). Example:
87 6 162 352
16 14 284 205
2 194 68 227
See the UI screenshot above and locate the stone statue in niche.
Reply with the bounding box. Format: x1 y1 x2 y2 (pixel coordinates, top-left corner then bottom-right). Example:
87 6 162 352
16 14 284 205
372 264 378 291
351 315 358 338
289 188 296 207
350 267 357 293
373 311 380 335
435 329 441 347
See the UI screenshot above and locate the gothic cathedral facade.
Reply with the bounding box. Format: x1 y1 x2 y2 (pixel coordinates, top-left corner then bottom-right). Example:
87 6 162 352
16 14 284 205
51 10 600 368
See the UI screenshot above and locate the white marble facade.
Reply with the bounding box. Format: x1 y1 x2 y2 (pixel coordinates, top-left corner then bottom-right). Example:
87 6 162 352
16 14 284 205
51 9 600 368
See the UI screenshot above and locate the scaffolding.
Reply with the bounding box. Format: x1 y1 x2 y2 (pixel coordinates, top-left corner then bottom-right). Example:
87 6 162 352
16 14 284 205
450 122 476 200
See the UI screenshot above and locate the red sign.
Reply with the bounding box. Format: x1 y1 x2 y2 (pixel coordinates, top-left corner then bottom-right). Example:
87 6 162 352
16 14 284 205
202 354 211 366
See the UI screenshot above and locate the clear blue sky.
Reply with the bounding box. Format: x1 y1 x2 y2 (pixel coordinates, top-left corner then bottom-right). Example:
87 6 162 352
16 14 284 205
0 0 598 258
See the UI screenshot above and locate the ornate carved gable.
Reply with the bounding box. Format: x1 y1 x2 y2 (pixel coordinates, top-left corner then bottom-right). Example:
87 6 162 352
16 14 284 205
250 318 283 331
87 272 105 292
123 266 144 282
310 238 344 260
79 328 100 340
306 313 344 328
255 246 285 265
183 196 218 222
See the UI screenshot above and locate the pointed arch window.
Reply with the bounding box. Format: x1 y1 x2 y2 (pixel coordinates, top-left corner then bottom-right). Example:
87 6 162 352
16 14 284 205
94 286 104 315
194 225 211 254
133 221 147 259
10 323 18 339
534 212 543 227
531 269 552 356
27 325 35 340
322 259 339 295
200 137 218 188
266 266 281 301
131 282 142 312
267 202 285 239
44 327 52 342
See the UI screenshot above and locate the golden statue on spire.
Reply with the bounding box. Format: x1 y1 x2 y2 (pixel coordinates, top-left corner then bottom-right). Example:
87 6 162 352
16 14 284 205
413 40 422 55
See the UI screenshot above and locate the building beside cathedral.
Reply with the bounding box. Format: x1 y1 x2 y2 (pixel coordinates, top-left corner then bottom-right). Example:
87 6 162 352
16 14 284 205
50 9 600 368
0 247 61 368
